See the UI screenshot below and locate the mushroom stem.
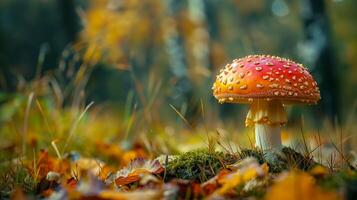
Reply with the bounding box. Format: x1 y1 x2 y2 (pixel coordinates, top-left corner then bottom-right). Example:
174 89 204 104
255 124 282 151
246 100 287 151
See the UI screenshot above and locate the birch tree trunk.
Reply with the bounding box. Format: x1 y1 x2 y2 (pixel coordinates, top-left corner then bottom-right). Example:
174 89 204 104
163 0 192 106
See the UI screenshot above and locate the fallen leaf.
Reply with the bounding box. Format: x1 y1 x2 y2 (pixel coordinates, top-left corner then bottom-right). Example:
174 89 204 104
109 158 164 187
217 158 268 195
98 189 162 200
265 170 341 200
309 165 329 177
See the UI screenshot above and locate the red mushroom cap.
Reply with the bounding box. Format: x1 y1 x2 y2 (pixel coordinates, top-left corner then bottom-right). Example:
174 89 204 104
212 55 321 104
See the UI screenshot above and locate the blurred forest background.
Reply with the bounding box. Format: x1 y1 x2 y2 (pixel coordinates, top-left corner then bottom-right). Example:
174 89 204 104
0 0 357 152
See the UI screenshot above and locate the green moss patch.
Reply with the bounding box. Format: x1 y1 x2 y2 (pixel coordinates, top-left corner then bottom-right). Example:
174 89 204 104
165 147 319 182
165 149 237 182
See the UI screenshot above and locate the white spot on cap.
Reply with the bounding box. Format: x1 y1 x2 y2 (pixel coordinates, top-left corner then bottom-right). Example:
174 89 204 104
239 72 245 78
269 83 279 88
256 84 264 88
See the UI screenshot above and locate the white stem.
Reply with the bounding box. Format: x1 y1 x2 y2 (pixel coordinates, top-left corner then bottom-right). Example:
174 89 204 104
255 123 282 151
246 100 286 151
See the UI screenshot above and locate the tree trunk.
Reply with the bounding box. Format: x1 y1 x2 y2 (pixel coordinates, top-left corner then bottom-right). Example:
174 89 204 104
163 1 192 104
58 0 80 43
300 0 340 122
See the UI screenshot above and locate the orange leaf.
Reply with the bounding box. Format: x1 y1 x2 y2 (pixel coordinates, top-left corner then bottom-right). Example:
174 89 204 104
115 174 141 186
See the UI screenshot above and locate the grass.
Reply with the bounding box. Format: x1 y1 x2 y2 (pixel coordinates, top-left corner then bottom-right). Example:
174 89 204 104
0 163 37 198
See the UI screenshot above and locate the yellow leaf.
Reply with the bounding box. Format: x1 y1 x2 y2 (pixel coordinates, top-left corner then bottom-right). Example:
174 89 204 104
309 165 329 177
218 160 268 195
265 171 341 200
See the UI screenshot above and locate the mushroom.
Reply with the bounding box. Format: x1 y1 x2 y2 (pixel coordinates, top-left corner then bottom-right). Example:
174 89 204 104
212 55 320 152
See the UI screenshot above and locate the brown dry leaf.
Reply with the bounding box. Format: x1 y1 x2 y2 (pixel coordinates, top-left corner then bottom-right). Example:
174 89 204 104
41 188 55 198
265 170 341 200
11 187 28 200
168 179 203 199
31 149 70 180
65 177 78 191
115 174 141 186
111 158 164 187
36 149 54 178
201 169 231 195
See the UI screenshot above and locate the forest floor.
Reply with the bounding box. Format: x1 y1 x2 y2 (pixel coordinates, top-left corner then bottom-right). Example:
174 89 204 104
1 133 356 200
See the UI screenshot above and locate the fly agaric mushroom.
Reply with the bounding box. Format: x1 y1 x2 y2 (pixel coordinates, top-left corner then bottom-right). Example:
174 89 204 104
212 55 320 151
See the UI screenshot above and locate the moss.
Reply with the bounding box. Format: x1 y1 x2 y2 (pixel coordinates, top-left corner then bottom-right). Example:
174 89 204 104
238 148 264 164
164 147 319 182
281 147 316 171
236 147 318 173
263 151 288 173
165 149 237 182
264 147 317 173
